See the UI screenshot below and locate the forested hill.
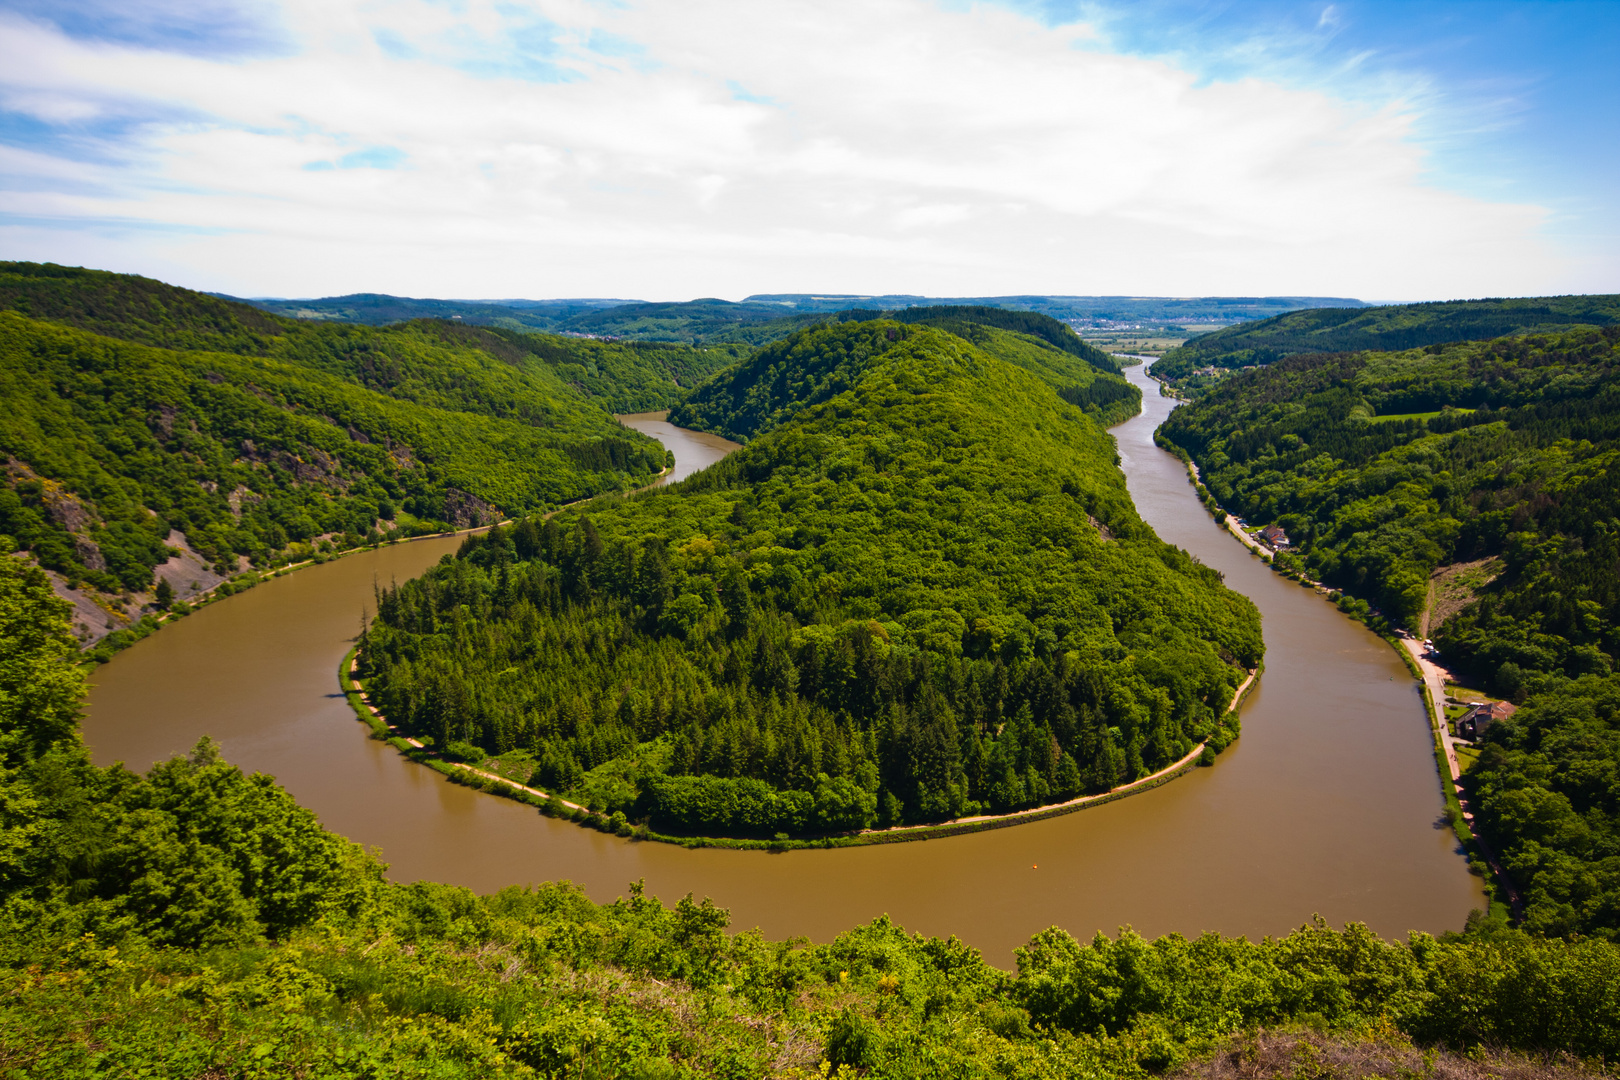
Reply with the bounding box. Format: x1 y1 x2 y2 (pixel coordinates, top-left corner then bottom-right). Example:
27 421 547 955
0 262 741 414
1158 326 1620 939
1154 294 1620 392
888 305 1122 374
1 260 289 354
0 300 675 652
4 558 1619 1075
359 321 1259 838
669 318 1138 444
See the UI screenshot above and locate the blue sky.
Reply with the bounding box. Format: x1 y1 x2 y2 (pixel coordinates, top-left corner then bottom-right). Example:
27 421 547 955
0 0 1613 300
1057 1 1620 255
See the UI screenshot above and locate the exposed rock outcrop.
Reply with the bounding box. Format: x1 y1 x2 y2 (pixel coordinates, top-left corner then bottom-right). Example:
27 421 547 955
443 489 500 529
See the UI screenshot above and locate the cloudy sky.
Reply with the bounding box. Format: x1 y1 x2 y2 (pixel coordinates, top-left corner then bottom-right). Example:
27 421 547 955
0 0 1614 301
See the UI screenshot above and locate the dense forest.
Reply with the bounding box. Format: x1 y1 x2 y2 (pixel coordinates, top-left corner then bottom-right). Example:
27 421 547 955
5 549 1620 1076
1154 295 1620 392
356 321 1255 838
0 313 666 600
0 263 754 644
1158 327 1620 683
669 317 1137 444
1467 674 1620 940
1 262 739 414
886 305 1123 374
1158 325 1620 941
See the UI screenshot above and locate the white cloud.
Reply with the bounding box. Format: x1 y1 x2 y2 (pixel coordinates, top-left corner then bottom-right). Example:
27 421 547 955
0 0 1600 299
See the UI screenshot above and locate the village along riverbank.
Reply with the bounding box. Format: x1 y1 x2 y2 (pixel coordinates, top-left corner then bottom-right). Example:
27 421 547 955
81 391 1482 966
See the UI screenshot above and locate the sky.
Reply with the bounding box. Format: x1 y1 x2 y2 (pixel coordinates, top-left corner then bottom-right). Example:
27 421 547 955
0 0 1615 302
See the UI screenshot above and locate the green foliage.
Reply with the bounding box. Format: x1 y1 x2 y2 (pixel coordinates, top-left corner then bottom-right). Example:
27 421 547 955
0 262 739 414
670 318 1138 443
0 263 743 603
1155 293 1620 389
1160 327 1620 940
1467 675 1620 939
4 502 1620 1075
0 303 669 596
555 298 829 345
1159 327 1620 688
361 322 1257 837
889 304 1122 374
494 331 745 413
0 260 288 354
0 557 83 771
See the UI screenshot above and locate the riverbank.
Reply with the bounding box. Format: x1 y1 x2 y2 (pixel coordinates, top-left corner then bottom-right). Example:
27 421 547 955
340 642 1260 851
75 520 504 668
1145 364 1513 920
1395 638 1522 920
75 454 678 670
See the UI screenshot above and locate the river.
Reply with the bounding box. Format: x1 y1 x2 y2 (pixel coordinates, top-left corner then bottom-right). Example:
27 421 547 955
82 388 1482 965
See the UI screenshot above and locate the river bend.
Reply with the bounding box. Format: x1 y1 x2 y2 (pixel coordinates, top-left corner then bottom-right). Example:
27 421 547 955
83 387 1482 965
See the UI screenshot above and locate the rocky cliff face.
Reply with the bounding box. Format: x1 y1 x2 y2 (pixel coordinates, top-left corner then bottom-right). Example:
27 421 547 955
443 488 500 528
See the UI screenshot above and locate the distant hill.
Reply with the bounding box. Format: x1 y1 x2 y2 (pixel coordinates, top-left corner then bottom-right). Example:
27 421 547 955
227 287 1370 345
749 293 1370 327
1153 294 1620 389
670 313 1137 442
237 293 637 330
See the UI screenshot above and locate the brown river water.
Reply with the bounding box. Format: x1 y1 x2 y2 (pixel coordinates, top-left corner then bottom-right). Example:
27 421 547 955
83 386 1483 966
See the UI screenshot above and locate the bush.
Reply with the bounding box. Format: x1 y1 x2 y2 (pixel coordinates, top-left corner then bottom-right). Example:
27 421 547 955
826 1008 878 1069
440 741 488 764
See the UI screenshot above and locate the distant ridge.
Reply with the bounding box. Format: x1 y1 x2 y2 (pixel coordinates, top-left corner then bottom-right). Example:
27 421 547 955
228 290 1369 345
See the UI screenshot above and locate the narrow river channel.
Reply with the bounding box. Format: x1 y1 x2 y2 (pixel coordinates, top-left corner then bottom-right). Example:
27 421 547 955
82 385 1482 966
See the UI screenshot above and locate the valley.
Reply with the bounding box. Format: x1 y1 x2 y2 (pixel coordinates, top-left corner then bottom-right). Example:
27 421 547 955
6 271 1615 1077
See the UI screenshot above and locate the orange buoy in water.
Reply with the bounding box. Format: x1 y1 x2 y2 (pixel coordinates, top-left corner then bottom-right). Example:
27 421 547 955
1032 864 1038 869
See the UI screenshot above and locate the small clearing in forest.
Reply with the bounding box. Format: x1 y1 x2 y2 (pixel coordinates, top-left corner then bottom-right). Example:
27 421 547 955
1423 556 1502 638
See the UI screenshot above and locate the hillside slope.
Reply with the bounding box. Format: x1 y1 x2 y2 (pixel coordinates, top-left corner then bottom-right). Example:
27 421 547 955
889 304 1122 374
0 308 670 650
359 322 1258 837
0 262 737 414
1158 325 1620 672
1154 294 1620 392
669 318 1138 443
